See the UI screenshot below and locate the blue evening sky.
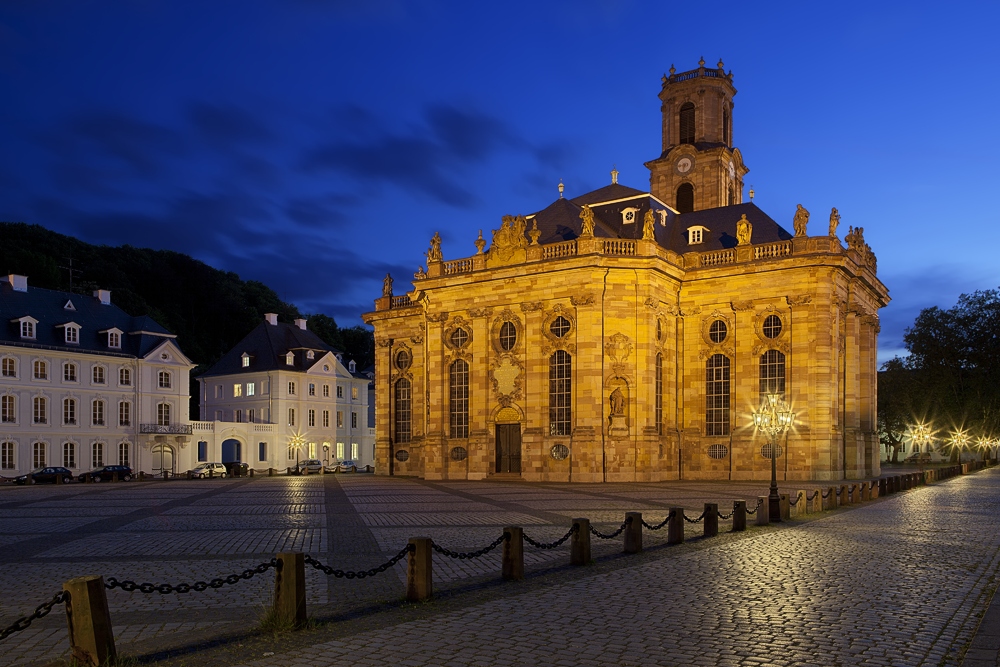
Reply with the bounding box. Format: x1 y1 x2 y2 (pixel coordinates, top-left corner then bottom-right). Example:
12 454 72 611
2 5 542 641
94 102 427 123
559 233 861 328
2 1 998 363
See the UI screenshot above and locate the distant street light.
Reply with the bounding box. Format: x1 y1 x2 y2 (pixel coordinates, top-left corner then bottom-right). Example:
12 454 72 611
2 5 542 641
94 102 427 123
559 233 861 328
752 392 794 522
948 429 970 462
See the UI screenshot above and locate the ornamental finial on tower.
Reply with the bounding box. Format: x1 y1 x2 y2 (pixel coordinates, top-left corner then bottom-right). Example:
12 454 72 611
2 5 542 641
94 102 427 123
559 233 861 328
611 165 619 184
669 64 676 75
558 179 564 198
699 56 705 67
717 58 724 69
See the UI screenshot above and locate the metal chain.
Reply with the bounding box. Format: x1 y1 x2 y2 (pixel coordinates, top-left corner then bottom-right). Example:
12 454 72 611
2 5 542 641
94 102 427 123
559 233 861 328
105 559 277 594
788 494 801 507
683 510 706 524
641 510 676 531
717 508 734 520
431 533 508 560
806 491 817 501
590 516 631 540
746 498 762 515
524 524 578 549
821 489 832 498
0 590 68 642
305 545 413 579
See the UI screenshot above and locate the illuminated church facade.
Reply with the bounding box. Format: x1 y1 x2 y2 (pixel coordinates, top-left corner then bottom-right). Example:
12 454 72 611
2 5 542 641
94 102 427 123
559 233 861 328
364 60 889 482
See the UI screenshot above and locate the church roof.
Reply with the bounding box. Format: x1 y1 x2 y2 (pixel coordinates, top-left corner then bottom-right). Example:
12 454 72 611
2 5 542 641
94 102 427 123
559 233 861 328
527 184 791 254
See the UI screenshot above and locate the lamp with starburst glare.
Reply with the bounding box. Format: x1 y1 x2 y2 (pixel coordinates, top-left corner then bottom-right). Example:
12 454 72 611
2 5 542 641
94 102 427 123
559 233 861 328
752 392 794 522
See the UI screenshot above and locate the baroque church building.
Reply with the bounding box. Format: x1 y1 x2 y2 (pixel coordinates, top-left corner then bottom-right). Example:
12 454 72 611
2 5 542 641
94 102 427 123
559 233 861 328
364 60 889 482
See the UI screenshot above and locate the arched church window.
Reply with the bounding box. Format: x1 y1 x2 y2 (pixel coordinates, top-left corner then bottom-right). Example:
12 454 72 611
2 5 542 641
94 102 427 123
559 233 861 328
705 354 730 436
676 183 694 214
655 353 663 435
394 378 411 444
679 102 695 144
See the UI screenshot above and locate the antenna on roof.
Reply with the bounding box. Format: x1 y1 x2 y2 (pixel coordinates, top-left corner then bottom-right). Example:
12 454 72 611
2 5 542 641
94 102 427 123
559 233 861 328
58 257 82 294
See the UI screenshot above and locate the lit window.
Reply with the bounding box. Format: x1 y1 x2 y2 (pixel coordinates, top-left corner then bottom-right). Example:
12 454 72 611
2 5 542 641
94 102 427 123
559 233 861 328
1 358 15 378
158 371 171 389
759 350 786 399
63 398 77 425
21 320 35 339
33 360 47 380
119 401 131 427
1 395 15 423
33 397 47 424
157 403 171 426
247 383 255 396
65 326 79 344
92 400 105 426
119 367 131 386
92 366 105 385
351 442 359 460
336 442 345 459
242 354 250 368
63 363 77 382
549 351 572 436
233 383 242 398
285 352 294 366
108 331 121 349
33 442 46 468
63 442 76 469
1 441 15 470
308 442 316 458
351 386 358 400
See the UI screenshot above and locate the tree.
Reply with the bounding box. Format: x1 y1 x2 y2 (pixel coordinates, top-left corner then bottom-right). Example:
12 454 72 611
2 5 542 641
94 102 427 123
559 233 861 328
877 357 914 463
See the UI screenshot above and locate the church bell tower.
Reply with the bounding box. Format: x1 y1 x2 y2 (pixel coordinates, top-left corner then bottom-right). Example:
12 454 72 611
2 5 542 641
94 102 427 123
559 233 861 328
645 58 748 213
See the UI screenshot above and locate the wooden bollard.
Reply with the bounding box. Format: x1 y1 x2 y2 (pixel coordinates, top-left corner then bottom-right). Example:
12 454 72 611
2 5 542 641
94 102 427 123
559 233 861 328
502 527 523 581
273 552 306 628
249 468 255 477
667 507 685 544
56 473 63 485
269 467 275 477
756 497 770 525
406 537 432 601
703 504 718 537
822 487 834 510
779 494 790 520
732 501 747 531
64 575 116 666
112 472 118 483
809 489 822 513
624 512 642 554
162 470 168 480
861 483 870 501
571 518 591 565
794 491 807 516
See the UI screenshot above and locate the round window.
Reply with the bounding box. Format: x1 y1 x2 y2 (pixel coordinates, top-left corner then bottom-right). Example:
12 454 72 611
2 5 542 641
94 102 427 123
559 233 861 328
450 446 468 461
550 316 570 338
763 314 782 339
709 319 728 344
760 443 783 460
499 321 517 351
395 349 411 370
707 444 729 460
550 444 570 460
395 449 410 462
450 328 469 348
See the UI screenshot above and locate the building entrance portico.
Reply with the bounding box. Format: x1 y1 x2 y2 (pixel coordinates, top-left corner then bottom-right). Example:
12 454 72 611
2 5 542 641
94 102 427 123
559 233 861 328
221 438 242 466
150 444 175 475
495 424 521 474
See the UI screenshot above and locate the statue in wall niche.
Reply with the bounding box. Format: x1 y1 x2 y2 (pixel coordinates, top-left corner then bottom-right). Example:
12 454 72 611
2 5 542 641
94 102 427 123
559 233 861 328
642 209 656 240
382 273 393 297
426 232 443 262
579 205 595 237
793 204 809 237
608 386 628 434
829 207 841 237
736 214 753 245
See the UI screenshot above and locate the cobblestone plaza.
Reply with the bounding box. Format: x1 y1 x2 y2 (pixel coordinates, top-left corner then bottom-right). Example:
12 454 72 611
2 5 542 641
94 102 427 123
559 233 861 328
2 470 1000 666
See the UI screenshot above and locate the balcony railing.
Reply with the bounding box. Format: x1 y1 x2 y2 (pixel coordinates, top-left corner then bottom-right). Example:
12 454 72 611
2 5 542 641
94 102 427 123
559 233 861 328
140 423 193 435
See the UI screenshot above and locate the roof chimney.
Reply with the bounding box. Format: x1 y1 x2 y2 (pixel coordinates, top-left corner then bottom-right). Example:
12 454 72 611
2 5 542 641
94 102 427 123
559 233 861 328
93 289 111 305
264 313 278 326
294 318 307 331
6 275 27 292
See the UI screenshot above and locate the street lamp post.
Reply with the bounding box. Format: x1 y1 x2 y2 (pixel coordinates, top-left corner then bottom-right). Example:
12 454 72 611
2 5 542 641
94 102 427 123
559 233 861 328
753 392 794 522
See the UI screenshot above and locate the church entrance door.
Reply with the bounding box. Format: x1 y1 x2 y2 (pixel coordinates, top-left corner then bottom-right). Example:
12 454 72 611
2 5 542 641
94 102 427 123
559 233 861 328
495 424 521 473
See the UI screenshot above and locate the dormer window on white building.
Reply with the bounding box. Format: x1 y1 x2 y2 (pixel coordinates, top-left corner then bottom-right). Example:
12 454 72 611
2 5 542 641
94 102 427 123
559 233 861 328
687 225 710 245
285 352 294 366
242 353 251 368
19 319 36 340
64 324 80 344
108 331 121 349
306 350 315 360
349 360 356 373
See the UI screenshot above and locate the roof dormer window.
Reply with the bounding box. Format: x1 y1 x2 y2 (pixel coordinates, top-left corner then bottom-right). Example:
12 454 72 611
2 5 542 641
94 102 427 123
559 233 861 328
103 328 122 349
306 350 315 360
64 325 80 344
349 360 356 373
621 207 640 225
242 353 251 368
63 300 76 311
18 318 36 340
285 352 294 366
687 226 710 245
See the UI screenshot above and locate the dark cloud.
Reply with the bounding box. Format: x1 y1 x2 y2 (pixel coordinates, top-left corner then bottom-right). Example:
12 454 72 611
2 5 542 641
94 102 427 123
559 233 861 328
285 193 360 228
302 104 531 208
188 103 272 146
62 112 183 177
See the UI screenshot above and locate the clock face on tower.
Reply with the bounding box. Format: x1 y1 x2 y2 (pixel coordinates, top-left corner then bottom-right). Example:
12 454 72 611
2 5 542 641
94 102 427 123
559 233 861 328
675 156 693 174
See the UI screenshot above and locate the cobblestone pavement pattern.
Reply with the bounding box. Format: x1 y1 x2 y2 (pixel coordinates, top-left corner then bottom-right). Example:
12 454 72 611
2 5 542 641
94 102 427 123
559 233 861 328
2 470 999 666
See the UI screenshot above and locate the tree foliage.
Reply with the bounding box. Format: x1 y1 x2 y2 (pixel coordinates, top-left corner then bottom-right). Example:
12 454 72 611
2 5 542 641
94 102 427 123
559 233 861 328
881 288 1000 450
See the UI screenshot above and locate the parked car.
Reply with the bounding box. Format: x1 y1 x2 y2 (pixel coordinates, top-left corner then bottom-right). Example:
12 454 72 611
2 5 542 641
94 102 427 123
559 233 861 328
14 467 74 485
224 461 250 477
298 459 324 474
336 460 357 473
78 465 133 483
188 462 228 479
